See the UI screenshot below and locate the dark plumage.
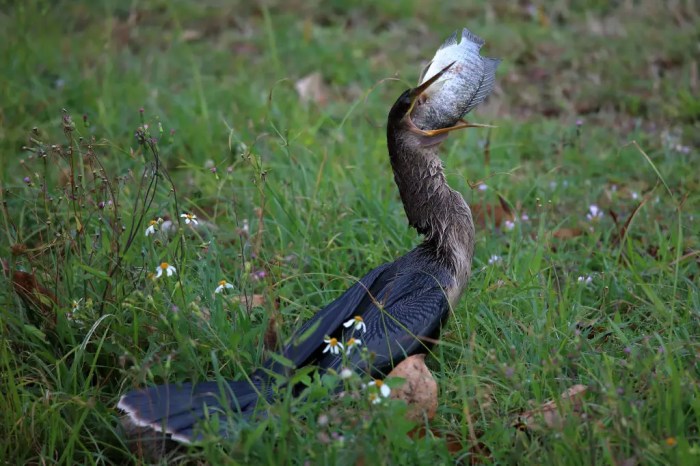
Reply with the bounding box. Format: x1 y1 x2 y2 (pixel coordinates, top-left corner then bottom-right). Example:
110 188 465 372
118 28 498 455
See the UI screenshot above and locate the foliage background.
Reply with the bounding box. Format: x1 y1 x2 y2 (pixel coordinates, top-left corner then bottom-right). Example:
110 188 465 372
1 0 698 464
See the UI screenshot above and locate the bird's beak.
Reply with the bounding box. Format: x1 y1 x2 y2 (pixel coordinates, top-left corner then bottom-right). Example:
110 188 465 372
405 61 495 144
406 61 455 116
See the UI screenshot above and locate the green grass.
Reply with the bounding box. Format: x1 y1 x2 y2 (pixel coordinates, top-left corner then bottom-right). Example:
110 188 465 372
1 0 699 464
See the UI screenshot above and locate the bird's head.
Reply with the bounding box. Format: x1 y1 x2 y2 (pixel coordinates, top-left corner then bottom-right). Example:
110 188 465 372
387 61 454 128
388 61 492 146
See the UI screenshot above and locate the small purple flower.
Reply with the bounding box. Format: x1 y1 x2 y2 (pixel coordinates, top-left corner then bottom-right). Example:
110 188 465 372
139 107 144 114
576 118 584 127
623 347 632 355
98 201 105 209
577 275 593 285
674 144 691 154
586 204 603 221
23 176 31 184
488 254 501 265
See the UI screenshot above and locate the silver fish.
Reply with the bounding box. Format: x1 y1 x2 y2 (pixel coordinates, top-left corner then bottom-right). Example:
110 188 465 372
411 28 500 131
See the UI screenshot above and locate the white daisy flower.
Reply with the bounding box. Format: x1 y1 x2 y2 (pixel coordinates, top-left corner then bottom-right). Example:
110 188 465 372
322 337 343 355
345 338 362 354
215 279 234 294
180 212 198 225
368 378 391 402
339 368 354 380
343 316 367 333
145 219 159 236
488 254 502 265
155 262 176 278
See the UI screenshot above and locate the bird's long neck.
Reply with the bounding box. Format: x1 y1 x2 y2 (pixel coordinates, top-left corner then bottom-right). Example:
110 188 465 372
386 125 475 286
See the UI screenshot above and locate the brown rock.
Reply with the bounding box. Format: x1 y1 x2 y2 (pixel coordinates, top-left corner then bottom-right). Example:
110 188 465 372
388 354 438 422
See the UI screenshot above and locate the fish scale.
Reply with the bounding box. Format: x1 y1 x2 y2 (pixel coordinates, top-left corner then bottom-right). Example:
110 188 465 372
413 28 500 130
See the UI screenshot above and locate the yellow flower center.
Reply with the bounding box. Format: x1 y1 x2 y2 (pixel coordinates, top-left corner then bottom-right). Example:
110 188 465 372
329 338 338 347
160 262 169 270
374 379 384 387
218 280 227 286
354 316 363 322
347 338 356 346
149 220 157 226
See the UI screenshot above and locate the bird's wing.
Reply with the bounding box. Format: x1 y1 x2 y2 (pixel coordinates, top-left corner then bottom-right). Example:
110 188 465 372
312 264 452 375
355 269 450 374
270 261 394 371
117 266 403 442
118 260 452 443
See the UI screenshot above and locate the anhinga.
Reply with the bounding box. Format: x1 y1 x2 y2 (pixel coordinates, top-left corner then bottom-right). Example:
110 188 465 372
119 28 499 451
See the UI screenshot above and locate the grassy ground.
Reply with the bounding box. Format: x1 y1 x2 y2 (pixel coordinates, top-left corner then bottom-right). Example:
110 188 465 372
1 0 699 464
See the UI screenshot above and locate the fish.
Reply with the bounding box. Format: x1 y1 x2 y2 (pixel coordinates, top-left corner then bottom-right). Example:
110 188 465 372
411 28 500 131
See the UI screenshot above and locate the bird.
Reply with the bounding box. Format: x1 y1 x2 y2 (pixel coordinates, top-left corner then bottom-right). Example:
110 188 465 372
118 27 499 454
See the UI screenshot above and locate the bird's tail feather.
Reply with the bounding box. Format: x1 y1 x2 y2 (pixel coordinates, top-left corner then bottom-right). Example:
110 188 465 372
118 375 268 444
